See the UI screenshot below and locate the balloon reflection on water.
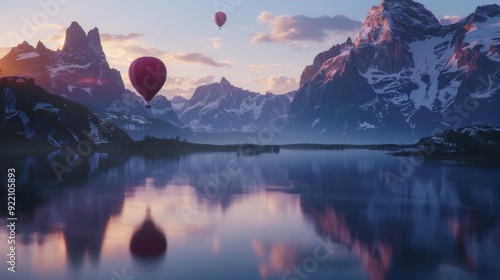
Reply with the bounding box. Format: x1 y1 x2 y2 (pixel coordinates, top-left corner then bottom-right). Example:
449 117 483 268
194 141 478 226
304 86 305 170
130 207 167 258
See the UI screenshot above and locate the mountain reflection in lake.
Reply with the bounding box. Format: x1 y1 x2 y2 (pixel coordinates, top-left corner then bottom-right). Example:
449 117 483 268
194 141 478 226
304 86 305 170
0 150 499 280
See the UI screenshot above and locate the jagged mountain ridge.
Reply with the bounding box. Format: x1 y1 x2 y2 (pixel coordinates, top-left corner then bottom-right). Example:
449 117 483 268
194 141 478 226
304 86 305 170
290 0 500 144
0 81 132 148
170 95 188 112
0 21 184 139
422 126 500 147
92 109 183 141
173 77 295 133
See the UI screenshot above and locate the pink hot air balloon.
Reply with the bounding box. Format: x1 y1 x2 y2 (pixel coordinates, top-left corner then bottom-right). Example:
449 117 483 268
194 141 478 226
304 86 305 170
128 57 167 108
214 11 227 29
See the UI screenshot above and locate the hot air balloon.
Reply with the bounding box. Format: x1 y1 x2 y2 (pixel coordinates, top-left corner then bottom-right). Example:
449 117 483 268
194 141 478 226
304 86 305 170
128 57 167 108
130 207 167 258
214 11 227 29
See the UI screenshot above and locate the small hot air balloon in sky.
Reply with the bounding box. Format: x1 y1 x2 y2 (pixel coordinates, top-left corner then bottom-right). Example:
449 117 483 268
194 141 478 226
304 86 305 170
214 11 227 29
128 57 167 108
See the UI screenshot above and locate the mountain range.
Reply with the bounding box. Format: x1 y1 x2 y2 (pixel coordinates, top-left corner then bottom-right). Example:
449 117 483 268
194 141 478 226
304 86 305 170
0 22 183 140
0 22 297 141
290 0 500 143
171 77 295 133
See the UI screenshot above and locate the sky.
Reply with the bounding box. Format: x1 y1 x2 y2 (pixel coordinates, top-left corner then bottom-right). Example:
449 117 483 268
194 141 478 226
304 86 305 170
0 0 495 98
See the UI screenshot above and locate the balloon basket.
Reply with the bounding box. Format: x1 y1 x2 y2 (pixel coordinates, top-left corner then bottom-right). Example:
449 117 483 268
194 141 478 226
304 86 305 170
145 105 152 109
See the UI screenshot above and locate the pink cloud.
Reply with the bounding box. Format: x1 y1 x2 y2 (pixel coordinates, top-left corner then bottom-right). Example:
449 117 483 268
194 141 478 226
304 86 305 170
252 12 362 45
440 15 464 25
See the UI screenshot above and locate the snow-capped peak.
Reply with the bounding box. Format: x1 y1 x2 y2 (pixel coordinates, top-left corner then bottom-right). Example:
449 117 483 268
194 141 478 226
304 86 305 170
291 1 500 143
355 0 439 45
471 4 500 23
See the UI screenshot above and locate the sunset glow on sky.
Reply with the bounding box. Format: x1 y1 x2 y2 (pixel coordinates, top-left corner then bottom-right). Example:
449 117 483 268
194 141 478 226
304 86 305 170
0 0 493 98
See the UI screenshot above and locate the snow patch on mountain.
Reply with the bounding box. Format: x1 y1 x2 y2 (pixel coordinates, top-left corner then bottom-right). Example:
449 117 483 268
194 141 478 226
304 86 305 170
33 102 61 113
311 118 320 128
187 119 213 132
128 115 150 125
47 62 91 78
123 124 145 131
86 122 108 144
408 35 458 109
463 14 500 59
15 52 40 61
357 122 377 131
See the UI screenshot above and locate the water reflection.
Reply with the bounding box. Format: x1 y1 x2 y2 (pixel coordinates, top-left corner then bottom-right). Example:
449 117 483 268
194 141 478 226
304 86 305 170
0 150 499 280
130 207 167 258
251 239 298 279
299 169 500 279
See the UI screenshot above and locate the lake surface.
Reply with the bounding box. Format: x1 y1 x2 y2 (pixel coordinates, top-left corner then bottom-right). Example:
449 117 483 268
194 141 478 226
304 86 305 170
1 149 499 280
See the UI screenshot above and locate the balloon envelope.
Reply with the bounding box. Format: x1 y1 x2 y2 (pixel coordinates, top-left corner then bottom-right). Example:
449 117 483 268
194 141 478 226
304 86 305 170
128 57 167 103
214 11 227 28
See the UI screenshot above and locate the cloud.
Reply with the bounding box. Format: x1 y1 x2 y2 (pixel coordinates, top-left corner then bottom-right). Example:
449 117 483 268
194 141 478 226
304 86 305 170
440 15 464 25
161 87 197 99
7 23 65 47
257 11 276 23
165 53 230 68
99 36 164 68
100 33 143 41
250 77 268 84
43 28 66 48
7 23 67 49
96 32 231 68
205 38 223 49
192 75 216 86
0 46 12 57
252 12 362 45
247 64 269 74
167 76 189 86
156 75 217 98
212 41 222 49
288 41 310 51
250 75 298 94
36 23 65 31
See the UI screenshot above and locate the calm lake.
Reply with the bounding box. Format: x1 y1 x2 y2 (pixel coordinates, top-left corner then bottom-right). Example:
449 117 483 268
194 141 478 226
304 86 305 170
1 149 499 280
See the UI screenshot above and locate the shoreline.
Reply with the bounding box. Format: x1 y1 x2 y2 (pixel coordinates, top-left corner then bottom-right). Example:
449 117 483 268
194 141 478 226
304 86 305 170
1 140 499 163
